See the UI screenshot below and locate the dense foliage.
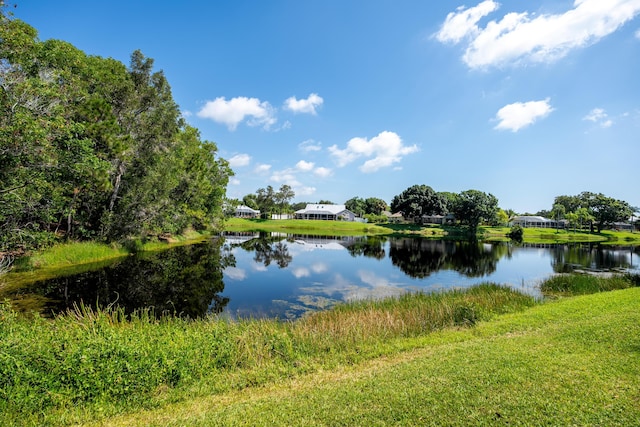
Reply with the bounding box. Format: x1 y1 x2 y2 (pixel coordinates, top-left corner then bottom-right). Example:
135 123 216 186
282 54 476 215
390 184 446 220
0 12 231 251
549 192 635 232
450 189 499 231
345 196 388 217
391 185 499 231
237 184 296 218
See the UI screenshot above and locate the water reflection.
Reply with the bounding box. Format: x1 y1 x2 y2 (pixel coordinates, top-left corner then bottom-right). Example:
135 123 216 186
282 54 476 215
2 234 637 320
388 239 511 278
10 238 232 318
547 243 636 273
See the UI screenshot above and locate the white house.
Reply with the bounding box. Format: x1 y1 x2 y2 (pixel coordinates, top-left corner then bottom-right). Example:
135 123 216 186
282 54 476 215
235 205 260 219
510 215 567 229
294 204 357 221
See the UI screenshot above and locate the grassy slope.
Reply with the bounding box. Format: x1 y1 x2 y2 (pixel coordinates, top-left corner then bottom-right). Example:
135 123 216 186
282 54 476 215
90 288 640 427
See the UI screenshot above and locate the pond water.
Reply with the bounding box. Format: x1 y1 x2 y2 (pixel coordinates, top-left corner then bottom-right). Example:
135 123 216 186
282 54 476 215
4 233 638 320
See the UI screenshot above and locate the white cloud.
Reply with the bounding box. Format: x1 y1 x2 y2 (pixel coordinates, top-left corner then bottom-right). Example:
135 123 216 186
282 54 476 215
228 153 251 168
296 160 315 171
299 139 322 152
292 267 310 278
583 108 613 128
494 98 554 132
284 93 324 115
197 96 276 130
436 0 499 44
314 167 332 178
254 164 272 174
583 108 607 122
224 267 246 281
296 186 317 197
636 28 640 39
328 131 418 173
437 0 640 69
270 170 300 186
311 262 328 273
229 178 241 186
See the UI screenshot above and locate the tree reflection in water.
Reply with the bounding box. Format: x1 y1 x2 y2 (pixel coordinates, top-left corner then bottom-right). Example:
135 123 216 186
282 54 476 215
345 236 387 260
549 243 634 273
17 238 233 318
388 239 509 278
232 233 293 268
6 234 636 320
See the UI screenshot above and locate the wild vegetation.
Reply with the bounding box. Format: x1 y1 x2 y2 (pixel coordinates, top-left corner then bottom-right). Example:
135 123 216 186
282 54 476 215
1 275 638 426
0 11 231 254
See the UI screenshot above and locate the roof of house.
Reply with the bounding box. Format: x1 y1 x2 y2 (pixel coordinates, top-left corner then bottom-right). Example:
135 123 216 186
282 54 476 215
295 204 350 215
511 215 551 222
236 205 260 213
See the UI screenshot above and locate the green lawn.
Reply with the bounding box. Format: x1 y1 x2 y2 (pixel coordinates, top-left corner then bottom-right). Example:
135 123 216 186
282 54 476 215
86 287 640 427
223 217 391 235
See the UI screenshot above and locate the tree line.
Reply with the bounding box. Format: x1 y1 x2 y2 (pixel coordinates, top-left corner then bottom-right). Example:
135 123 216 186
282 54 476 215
233 182 637 234
546 192 636 232
390 185 500 232
0 11 232 252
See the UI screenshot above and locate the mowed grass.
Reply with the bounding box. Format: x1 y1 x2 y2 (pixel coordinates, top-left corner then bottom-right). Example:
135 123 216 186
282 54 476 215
95 287 640 427
224 217 390 236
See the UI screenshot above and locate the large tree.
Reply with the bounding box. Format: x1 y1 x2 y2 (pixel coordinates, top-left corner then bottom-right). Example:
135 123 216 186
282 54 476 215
0 12 231 251
552 192 633 233
274 184 295 215
345 197 366 217
364 197 388 215
345 196 387 217
391 185 446 220
580 192 633 232
451 190 499 232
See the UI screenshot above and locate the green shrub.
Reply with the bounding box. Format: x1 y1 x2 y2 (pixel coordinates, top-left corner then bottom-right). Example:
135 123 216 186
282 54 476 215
507 224 524 241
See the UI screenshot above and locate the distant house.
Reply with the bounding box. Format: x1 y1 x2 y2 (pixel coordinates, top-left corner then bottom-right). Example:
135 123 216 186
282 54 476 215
612 222 633 231
235 205 260 219
510 215 567 229
294 204 357 221
271 213 293 220
422 214 455 225
383 211 404 223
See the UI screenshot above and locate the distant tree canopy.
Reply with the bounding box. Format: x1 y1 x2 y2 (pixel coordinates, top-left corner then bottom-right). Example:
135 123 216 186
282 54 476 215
390 185 446 219
551 192 634 232
345 196 388 217
391 185 499 231
450 190 499 232
242 184 296 217
0 13 232 251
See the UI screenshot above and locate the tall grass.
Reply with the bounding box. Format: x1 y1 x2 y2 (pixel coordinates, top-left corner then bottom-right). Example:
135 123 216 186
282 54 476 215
295 284 535 348
0 284 533 426
541 272 640 295
12 241 128 272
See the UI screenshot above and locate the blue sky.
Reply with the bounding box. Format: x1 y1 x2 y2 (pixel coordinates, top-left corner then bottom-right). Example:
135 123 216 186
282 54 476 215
13 0 640 213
